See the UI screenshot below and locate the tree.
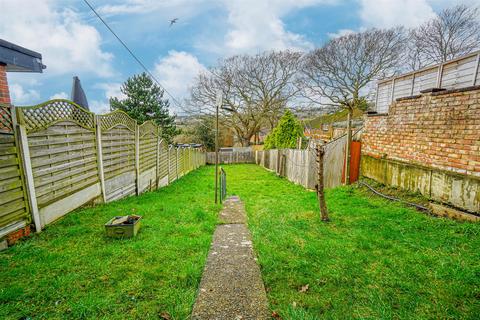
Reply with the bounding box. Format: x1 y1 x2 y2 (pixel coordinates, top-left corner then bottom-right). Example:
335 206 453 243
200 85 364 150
190 116 216 151
188 51 302 146
110 72 178 142
410 5 480 68
300 28 405 183
264 110 304 150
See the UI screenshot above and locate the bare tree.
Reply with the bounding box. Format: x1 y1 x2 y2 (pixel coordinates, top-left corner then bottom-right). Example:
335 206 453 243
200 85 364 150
188 51 301 146
405 29 428 71
299 28 405 183
410 4 480 67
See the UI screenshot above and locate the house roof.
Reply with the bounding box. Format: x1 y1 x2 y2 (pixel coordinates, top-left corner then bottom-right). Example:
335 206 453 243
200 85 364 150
0 39 46 73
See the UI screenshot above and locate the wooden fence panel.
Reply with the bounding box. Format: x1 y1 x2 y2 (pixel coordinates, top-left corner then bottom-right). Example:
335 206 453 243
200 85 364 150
181 148 186 175
206 151 255 164
138 121 159 194
283 149 311 188
158 140 169 187
99 111 136 202
0 104 30 235
0 99 207 235
376 51 480 113
168 146 177 183
17 101 101 227
323 135 347 188
257 130 362 190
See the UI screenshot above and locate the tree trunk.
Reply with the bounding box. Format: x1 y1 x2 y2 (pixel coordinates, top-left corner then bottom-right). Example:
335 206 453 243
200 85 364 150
316 144 329 221
344 107 353 185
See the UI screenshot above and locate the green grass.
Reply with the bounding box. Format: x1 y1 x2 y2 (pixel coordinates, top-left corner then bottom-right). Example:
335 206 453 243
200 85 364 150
0 169 221 320
2 164 480 319
227 164 480 320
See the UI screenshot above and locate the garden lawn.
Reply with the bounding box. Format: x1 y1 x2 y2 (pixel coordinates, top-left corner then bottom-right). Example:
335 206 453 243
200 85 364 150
2 164 480 320
227 164 480 320
0 168 221 320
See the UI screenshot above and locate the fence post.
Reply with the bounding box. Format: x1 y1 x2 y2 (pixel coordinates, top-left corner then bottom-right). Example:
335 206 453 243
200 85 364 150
436 64 444 88
316 144 329 221
14 108 41 232
472 53 480 86
390 78 395 102
276 149 281 175
135 123 140 195
167 145 172 183
94 116 107 203
156 134 162 189
176 147 179 180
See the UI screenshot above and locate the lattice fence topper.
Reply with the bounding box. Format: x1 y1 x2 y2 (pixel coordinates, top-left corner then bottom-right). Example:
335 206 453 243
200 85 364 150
139 120 159 137
0 104 14 134
17 100 95 133
99 110 136 132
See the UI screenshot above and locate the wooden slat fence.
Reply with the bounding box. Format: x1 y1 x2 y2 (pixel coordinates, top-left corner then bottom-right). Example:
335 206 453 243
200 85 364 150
98 110 137 202
256 130 362 189
375 50 480 113
0 99 206 236
0 105 30 237
206 150 255 164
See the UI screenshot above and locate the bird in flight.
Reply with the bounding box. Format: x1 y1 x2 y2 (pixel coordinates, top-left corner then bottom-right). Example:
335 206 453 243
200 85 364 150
169 18 178 27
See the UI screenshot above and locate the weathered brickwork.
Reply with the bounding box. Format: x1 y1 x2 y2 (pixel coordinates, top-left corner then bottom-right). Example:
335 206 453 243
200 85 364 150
0 63 11 105
363 88 480 177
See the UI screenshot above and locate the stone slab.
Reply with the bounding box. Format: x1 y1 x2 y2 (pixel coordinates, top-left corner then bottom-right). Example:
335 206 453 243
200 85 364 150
192 197 270 320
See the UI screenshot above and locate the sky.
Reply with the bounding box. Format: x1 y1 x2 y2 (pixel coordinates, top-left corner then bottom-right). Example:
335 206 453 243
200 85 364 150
0 0 475 115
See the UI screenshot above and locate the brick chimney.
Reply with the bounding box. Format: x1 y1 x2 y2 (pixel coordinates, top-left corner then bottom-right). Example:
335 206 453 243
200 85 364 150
0 63 11 105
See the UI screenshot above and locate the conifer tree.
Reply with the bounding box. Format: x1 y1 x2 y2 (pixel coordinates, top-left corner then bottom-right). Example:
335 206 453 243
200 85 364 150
110 72 178 142
264 110 304 150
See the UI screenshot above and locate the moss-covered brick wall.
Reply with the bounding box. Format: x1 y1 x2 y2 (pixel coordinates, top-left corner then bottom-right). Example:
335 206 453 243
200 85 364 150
361 155 479 213
362 87 480 213
363 87 480 177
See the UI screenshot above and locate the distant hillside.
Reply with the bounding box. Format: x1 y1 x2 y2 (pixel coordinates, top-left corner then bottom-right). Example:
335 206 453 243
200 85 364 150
306 108 364 128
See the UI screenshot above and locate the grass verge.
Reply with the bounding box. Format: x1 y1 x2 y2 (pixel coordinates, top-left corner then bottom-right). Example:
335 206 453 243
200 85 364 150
227 164 480 320
0 168 220 320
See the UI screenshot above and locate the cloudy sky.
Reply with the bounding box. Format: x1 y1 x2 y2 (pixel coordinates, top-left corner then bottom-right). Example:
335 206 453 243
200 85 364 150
0 0 474 114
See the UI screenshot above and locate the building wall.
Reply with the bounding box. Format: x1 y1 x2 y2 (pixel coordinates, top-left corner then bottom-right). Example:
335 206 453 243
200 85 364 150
364 87 480 177
362 87 480 213
0 64 10 105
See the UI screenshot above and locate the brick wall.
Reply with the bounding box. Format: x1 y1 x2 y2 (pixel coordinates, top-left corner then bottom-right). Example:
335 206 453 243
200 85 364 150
363 87 480 178
0 63 10 105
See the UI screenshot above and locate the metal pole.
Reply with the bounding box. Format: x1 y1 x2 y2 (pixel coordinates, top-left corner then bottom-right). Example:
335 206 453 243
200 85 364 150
345 108 352 185
215 91 222 204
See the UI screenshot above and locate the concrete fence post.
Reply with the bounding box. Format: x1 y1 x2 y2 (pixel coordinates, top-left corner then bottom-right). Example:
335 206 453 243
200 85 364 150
167 145 172 183
135 124 140 195
156 134 161 189
94 116 106 203
176 147 179 180
472 53 480 86
14 107 41 232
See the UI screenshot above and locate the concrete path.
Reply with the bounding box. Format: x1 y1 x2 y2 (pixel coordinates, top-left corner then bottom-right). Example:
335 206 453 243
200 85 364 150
191 196 270 320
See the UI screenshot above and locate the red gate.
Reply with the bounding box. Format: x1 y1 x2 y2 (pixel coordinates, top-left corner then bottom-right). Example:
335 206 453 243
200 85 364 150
342 141 361 184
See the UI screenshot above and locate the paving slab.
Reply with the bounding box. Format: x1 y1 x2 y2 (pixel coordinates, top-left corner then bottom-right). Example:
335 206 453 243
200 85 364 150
218 195 246 224
191 196 270 320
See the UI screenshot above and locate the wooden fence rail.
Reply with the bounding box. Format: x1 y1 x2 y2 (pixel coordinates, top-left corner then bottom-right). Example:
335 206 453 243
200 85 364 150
0 100 206 236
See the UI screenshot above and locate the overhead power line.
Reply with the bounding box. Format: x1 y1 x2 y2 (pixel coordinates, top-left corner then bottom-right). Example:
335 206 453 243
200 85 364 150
82 0 185 111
